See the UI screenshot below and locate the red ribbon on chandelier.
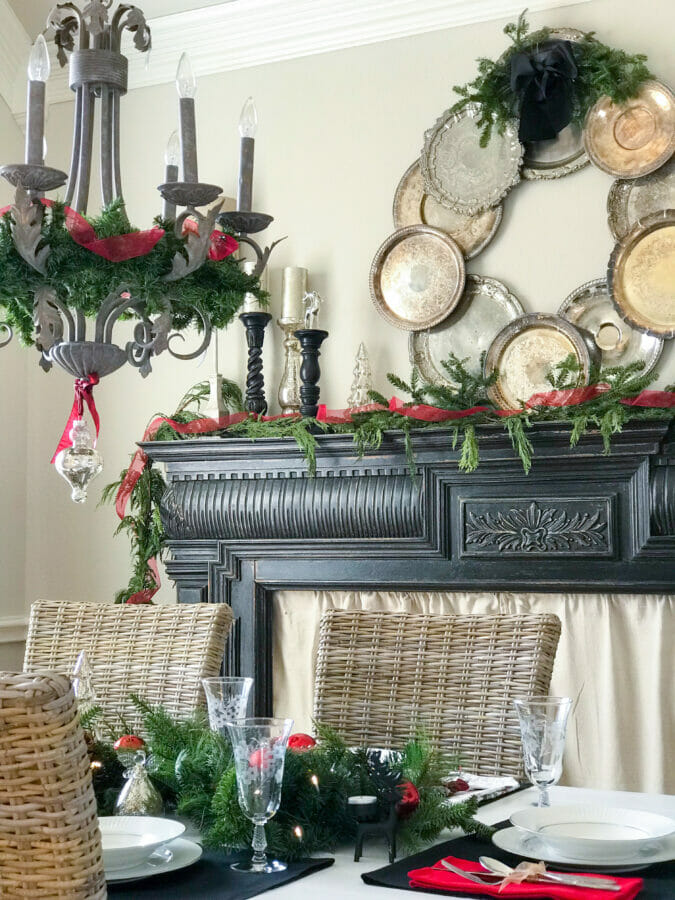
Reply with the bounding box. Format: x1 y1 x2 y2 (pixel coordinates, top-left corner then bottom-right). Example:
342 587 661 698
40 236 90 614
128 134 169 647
51 374 100 463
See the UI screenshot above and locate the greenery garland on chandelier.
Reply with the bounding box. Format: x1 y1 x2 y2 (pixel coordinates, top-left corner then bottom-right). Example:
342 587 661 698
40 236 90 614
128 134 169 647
85 700 492 861
103 356 673 605
451 10 654 146
0 199 264 344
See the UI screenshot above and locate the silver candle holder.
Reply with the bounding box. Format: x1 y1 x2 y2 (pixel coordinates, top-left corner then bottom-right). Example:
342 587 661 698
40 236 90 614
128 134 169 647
277 318 302 414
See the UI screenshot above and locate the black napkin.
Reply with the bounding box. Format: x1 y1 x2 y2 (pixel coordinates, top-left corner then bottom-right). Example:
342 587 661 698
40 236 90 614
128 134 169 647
362 824 675 899
108 849 333 900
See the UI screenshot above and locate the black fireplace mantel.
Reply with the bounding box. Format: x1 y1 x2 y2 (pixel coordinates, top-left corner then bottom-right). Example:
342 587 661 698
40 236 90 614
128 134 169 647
144 420 675 715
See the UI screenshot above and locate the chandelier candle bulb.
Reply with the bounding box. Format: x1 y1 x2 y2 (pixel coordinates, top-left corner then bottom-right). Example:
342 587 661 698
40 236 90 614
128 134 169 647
162 130 180 219
25 35 50 167
176 53 198 183
237 97 257 212
280 267 308 322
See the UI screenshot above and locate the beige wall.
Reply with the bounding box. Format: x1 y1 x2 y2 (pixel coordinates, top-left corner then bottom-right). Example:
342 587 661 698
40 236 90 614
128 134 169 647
1 0 674 620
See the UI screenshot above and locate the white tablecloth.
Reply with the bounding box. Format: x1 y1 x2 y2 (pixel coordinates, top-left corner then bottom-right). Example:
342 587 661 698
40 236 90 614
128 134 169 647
270 785 675 898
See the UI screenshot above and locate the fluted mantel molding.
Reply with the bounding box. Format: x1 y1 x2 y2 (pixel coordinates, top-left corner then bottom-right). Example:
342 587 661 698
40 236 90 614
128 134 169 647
144 420 675 714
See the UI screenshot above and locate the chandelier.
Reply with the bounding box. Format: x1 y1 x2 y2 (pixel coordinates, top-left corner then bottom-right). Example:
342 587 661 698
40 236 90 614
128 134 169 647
0 0 277 501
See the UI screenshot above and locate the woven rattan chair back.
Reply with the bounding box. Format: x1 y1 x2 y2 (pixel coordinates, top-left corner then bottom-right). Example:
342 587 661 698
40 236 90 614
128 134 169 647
23 600 233 735
0 671 106 899
313 610 561 777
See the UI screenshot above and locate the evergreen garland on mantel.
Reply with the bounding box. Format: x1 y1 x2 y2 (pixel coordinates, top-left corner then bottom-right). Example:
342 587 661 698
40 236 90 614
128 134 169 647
103 357 673 605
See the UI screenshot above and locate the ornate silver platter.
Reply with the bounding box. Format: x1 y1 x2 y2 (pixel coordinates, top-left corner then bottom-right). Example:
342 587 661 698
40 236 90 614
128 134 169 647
513 28 590 181
409 275 524 384
584 80 675 178
559 278 663 374
393 160 503 259
420 103 523 215
608 209 675 338
607 155 675 241
485 313 593 409
369 225 466 331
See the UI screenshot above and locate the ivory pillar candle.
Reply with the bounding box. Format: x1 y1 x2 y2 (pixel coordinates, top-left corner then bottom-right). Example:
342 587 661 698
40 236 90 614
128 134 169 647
281 267 308 322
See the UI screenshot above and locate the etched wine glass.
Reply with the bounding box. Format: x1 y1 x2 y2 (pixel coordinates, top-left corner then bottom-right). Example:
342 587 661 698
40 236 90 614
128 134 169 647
226 717 294 873
514 697 572 807
202 677 253 734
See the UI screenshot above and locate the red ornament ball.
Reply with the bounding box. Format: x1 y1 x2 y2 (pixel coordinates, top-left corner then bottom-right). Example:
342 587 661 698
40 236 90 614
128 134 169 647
248 747 274 769
113 734 145 752
288 733 317 752
396 781 420 819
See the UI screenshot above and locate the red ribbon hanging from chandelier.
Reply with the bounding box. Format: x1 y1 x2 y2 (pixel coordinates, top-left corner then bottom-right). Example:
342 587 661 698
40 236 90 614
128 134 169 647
51 374 100 463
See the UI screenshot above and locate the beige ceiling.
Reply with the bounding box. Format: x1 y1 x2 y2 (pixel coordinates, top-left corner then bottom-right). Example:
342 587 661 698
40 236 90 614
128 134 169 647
9 0 234 38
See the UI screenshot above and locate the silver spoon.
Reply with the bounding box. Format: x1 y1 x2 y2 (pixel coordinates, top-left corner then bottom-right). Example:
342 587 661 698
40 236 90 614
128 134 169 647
478 856 621 891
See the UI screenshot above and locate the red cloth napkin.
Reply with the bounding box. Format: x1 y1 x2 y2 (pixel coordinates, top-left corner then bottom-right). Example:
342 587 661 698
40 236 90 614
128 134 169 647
408 856 643 899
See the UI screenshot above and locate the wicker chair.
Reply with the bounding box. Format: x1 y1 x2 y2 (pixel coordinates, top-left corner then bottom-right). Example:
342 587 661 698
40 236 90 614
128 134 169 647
313 610 561 777
23 600 233 735
0 671 106 899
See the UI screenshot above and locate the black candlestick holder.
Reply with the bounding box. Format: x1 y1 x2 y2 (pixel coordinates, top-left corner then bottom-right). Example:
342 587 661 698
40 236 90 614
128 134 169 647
294 328 328 418
240 311 272 415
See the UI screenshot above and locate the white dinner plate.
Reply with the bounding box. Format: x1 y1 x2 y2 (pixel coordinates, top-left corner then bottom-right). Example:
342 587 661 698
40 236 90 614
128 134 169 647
493 826 675 873
510 805 675 861
99 815 186 871
105 837 203 884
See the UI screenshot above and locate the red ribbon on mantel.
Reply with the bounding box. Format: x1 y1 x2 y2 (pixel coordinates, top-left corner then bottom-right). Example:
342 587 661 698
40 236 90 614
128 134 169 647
51 374 100 464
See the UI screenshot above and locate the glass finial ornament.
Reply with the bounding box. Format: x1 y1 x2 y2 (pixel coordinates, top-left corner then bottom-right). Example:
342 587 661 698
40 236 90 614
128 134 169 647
114 735 163 816
54 418 103 503
347 342 373 407
72 650 98 714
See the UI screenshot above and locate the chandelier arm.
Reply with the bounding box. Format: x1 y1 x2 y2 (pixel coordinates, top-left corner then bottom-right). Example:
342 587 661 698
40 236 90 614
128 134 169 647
64 87 83 206
0 322 12 349
100 86 114 206
166 310 212 361
111 6 151 54
165 204 222 282
35 288 77 343
74 307 86 342
74 88 95 214
95 287 134 343
111 90 123 200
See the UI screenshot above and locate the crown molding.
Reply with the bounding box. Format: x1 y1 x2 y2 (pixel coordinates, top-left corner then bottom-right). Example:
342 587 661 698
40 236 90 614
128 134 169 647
0 615 28 644
0 0 31 114
3 0 592 113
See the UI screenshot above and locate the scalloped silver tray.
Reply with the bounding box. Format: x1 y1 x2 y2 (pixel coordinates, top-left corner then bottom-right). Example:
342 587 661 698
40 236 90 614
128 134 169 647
559 277 663 374
607 155 675 242
410 275 524 385
393 160 503 259
485 314 592 409
369 225 466 331
420 103 523 215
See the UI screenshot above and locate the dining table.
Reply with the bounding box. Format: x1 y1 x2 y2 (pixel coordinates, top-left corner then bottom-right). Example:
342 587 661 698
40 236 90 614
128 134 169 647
267 784 675 898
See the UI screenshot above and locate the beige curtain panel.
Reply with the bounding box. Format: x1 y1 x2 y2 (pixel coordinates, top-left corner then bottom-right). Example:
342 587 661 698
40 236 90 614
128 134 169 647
272 590 674 794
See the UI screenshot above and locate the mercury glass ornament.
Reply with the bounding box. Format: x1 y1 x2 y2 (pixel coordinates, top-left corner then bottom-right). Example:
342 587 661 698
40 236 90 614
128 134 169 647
115 749 163 817
54 418 103 503
347 342 373 407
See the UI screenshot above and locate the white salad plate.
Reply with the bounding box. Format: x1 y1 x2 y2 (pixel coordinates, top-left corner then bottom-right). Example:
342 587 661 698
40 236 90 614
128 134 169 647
99 816 186 871
510 805 675 862
105 837 203 884
493 826 675 873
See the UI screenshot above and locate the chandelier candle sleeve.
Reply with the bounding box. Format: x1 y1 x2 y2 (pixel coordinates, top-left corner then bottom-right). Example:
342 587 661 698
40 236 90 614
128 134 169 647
26 36 50 167
237 97 257 212
162 130 180 220
176 53 198 183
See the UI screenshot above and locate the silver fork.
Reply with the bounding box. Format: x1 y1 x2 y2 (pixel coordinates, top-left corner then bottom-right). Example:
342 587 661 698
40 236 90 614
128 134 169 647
439 859 505 884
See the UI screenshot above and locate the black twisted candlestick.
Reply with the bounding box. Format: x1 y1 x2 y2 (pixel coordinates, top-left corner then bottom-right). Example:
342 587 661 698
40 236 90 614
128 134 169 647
294 328 329 418
240 311 272 415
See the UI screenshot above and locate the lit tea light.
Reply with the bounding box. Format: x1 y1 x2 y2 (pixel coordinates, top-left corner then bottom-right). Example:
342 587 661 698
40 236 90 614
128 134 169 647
90 760 103 771
310 774 319 790
347 794 379 822
293 825 303 839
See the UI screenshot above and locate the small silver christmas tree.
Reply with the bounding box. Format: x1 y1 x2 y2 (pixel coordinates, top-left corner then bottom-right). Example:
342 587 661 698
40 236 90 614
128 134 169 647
347 342 373 408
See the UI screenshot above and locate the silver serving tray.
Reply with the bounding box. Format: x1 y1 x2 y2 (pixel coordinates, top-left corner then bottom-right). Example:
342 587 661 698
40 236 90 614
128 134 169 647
420 103 523 215
607 155 675 242
393 160 503 259
559 278 663 374
410 275 524 385
484 313 592 409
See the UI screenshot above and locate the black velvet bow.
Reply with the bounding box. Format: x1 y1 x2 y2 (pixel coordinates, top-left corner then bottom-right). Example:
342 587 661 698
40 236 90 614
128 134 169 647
510 40 578 143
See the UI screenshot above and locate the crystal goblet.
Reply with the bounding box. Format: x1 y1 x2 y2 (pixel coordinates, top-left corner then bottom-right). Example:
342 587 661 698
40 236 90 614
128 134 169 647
202 676 253 734
226 717 294 873
514 697 572 808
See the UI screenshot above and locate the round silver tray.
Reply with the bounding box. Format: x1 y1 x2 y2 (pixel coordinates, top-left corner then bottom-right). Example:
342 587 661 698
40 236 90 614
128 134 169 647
392 160 503 259
409 275 524 385
369 225 466 331
420 103 522 216
484 313 593 409
607 155 675 242
559 278 663 374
